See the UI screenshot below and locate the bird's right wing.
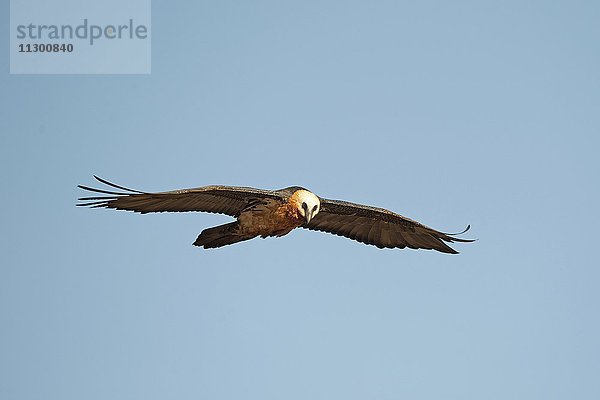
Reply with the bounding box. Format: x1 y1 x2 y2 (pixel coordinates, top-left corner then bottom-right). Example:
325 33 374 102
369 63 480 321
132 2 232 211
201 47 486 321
77 176 283 217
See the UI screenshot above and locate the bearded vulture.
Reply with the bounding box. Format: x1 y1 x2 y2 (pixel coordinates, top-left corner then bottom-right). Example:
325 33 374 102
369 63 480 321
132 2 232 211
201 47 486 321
77 176 473 253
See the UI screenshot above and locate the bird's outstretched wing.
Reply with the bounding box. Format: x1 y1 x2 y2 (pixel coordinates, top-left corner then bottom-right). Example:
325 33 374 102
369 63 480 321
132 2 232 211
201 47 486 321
77 176 283 217
305 198 474 254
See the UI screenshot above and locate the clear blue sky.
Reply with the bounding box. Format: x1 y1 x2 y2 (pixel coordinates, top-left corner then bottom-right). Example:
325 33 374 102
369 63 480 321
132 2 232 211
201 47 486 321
2 1 599 399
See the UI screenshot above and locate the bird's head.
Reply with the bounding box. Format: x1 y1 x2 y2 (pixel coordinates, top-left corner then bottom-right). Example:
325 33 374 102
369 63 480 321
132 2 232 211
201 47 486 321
291 189 320 224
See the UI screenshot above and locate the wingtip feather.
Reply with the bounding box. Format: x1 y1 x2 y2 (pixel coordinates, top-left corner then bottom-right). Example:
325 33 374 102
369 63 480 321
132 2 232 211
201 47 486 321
93 175 145 194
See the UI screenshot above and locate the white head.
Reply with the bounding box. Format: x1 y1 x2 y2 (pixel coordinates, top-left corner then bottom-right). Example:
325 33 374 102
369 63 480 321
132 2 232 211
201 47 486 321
291 189 321 224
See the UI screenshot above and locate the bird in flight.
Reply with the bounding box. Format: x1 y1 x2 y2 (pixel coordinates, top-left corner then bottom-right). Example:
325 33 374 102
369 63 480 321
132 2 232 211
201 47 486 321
77 176 473 253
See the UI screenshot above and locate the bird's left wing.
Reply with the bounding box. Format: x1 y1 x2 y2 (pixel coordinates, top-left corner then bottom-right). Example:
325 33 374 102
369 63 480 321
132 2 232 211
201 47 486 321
305 198 474 254
77 176 283 217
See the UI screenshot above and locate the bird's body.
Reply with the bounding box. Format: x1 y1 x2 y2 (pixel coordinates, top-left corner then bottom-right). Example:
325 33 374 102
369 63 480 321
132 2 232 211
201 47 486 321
238 197 303 238
239 194 305 237
78 176 473 253
195 192 307 248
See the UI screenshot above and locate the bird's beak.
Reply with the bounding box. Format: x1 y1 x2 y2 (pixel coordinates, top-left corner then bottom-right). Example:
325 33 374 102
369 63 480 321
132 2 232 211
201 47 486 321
305 210 313 224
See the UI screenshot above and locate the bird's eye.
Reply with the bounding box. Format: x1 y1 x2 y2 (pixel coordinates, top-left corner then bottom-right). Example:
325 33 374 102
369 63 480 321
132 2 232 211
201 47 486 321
312 205 318 212
302 202 307 210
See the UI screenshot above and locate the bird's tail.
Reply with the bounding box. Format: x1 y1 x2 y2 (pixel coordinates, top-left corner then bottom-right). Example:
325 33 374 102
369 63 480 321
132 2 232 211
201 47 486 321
193 222 255 249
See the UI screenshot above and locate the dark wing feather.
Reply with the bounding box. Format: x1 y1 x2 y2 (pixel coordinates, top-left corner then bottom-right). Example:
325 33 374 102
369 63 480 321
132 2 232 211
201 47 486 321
77 176 284 217
305 198 474 254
